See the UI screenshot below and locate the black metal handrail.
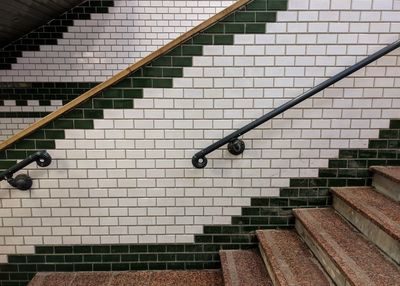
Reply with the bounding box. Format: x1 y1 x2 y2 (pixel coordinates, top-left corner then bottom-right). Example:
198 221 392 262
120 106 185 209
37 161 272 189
192 39 400 168
0 150 52 190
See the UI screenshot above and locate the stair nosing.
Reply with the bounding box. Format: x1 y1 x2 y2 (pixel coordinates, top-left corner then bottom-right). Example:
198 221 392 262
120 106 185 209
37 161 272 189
370 166 400 184
293 208 400 286
331 187 400 242
256 229 333 286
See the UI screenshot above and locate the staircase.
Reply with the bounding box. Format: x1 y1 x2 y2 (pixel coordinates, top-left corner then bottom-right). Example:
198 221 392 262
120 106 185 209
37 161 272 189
220 166 400 286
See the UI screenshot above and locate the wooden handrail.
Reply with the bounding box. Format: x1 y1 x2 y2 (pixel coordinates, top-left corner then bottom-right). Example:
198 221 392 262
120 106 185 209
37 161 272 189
0 0 251 151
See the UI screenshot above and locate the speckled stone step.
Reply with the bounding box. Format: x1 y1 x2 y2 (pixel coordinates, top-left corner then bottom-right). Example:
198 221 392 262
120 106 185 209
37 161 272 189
370 166 400 202
331 187 400 264
256 230 333 286
220 249 272 286
294 208 400 286
28 270 224 286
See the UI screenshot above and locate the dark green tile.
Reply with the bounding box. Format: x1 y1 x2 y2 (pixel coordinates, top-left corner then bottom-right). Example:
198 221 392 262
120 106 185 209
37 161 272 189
14 140 36 150
46 255 65 263
192 34 213 45
389 120 400 129
172 57 192 67
182 45 203 56
93 263 111 271
27 255 45 263
84 109 103 118
6 150 27 160
204 23 225 33
225 24 245 33
267 0 288 10
369 139 388 148
35 140 55 149
74 263 92 271
7 256 26 263
35 246 54 254
123 89 143 98
112 263 130 271
102 254 120 262
143 67 163 77
94 99 114 108
111 245 129 253
129 245 148 253
245 23 265 33
152 79 172 88
132 78 152 88
148 245 166 253
246 0 267 11
113 99 133 109
166 46 182 56
92 245 111 253
53 119 74 129
151 57 172 67
114 78 132 88
65 255 82 263
158 254 176 262
102 89 123 98
45 130 65 140
121 254 139 262
256 11 276 22
74 119 94 129
54 246 73 253
213 35 234 45
380 129 399 139
163 68 183 78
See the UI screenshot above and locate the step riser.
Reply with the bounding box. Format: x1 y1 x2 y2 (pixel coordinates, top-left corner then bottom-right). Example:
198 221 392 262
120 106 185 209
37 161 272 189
333 196 400 264
372 174 400 202
295 220 348 286
257 244 280 286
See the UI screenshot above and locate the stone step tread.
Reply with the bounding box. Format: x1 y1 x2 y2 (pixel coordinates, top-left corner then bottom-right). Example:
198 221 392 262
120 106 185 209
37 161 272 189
220 249 272 286
331 187 400 241
256 229 332 286
294 208 400 286
28 270 224 286
370 166 400 184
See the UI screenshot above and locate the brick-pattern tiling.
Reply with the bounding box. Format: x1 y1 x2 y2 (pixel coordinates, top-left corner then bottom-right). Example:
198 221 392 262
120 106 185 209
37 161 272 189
0 1 400 285
0 0 115 71
0 118 399 286
0 0 236 82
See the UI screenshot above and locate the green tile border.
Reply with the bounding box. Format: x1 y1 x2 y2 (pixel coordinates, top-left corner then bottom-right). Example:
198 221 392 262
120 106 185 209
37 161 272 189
0 119 399 285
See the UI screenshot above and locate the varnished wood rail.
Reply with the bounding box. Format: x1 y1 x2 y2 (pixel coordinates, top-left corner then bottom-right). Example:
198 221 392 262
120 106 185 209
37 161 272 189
0 0 251 151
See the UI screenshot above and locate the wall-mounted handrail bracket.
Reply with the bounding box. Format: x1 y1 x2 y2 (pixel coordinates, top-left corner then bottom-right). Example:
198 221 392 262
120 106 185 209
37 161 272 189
0 150 52 190
192 39 400 168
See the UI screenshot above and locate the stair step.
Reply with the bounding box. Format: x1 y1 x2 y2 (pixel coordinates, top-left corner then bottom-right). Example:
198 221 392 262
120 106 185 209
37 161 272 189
29 270 224 286
331 187 400 264
256 230 332 286
370 166 400 202
220 249 272 286
294 208 400 286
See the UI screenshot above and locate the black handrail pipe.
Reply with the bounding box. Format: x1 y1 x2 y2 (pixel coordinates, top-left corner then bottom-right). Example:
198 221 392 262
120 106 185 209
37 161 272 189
0 150 52 190
192 39 400 168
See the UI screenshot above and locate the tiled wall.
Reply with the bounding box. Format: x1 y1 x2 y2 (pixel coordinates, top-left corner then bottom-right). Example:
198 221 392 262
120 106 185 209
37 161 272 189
0 0 235 141
1 0 400 285
0 0 235 82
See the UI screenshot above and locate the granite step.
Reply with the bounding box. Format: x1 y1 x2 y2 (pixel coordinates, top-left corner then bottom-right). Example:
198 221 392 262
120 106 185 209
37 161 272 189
256 230 333 286
28 270 224 286
220 249 273 286
331 187 400 264
370 166 400 202
294 208 400 286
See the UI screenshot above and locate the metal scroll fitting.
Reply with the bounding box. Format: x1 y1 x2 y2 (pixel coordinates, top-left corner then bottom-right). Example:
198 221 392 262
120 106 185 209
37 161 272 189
192 154 208 169
0 150 52 191
227 138 245 155
192 138 245 169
